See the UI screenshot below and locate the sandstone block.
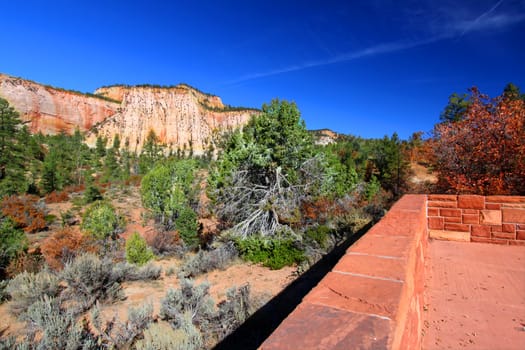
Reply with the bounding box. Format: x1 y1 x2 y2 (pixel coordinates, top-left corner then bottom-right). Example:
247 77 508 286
492 231 516 240
427 208 439 216
480 210 502 225
444 223 470 232
502 223 516 233
471 225 491 238
428 194 457 201
502 208 525 223
440 208 461 217
428 217 444 230
462 214 479 224
458 195 485 209
429 229 470 242
485 203 501 210
428 201 458 208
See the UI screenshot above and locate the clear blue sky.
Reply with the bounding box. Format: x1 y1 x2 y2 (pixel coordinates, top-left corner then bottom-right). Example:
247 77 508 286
1 0 524 139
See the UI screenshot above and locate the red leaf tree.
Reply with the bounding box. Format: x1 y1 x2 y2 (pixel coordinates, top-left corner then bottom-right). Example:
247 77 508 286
433 87 525 194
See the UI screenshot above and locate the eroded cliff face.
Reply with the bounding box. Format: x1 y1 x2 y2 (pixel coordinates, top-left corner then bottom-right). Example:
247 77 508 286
88 85 256 154
0 74 257 153
0 74 120 134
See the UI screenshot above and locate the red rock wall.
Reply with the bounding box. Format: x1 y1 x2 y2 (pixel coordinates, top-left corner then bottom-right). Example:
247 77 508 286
260 195 428 350
427 195 525 245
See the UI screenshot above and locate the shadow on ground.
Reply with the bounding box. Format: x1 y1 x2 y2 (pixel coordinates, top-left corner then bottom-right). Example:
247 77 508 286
213 223 372 350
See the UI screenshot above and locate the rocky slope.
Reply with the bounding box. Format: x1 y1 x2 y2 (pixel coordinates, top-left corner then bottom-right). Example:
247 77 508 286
0 74 257 153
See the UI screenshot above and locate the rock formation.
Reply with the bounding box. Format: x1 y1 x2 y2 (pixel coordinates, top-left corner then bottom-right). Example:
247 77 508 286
0 73 119 135
89 84 257 154
0 73 257 154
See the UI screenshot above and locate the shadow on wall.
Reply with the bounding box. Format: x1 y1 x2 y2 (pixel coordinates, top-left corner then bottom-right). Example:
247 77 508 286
213 223 373 350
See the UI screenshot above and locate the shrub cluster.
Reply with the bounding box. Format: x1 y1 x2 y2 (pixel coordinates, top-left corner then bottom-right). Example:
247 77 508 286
125 232 155 266
0 194 47 233
234 237 304 270
180 242 238 278
80 201 125 240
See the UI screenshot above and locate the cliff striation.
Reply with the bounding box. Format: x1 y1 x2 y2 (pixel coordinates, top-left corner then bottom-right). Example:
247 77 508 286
0 74 257 154
0 74 119 135
89 84 257 153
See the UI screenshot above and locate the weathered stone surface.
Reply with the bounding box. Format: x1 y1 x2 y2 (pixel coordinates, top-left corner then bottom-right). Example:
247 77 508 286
429 229 470 242
462 214 479 224
439 208 461 217
87 85 256 153
259 304 389 350
333 254 406 282
480 210 502 225
428 217 444 230
502 208 525 224
471 225 491 238
444 223 470 232
458 195 485 209
428 200 457 208
304 272 403 319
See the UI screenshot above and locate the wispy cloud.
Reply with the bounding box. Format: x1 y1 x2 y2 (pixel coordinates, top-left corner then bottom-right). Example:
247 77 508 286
226 36 446 85
459 0 504 35
226 0 524 85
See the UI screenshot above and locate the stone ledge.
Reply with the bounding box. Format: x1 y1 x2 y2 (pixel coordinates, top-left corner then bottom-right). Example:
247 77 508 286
260 195 428 350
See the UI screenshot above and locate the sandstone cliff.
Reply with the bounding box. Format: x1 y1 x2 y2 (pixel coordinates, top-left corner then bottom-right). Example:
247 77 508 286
0 74 257 153
0 74 120 134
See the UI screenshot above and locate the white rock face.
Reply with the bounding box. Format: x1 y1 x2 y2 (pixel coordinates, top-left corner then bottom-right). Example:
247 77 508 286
87 86 256 154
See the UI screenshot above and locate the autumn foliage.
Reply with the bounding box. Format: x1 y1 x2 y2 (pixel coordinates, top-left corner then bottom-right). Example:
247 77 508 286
1 194 47 233
41 227 96 270
433 88 525 194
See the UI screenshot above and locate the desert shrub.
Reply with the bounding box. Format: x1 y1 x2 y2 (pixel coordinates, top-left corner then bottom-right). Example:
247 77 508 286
180 242 238 278
83 184 103 203
213 284 251 342
0 280 9 304
165 265 177 276
0 195 47 233
117 262 162 281
126 232 155 266
135 315 203 350
234 237 304 270
175 206 200 248
92 302 153 347
44 190 70 204
6 270 61 316
148 230 183 257
21 295 97 349
5 250 45 277
41 227 94 270
134 322 185 350
60 253 124 311
81 201 124 240
59 209 77 227
304 225 332 249
0 217 27 277
160 278 215 330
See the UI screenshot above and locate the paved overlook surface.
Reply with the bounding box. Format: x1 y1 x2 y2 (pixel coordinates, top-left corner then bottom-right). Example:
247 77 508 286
423 240 525 350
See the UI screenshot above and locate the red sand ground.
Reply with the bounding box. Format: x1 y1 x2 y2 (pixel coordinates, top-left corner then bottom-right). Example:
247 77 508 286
423 240 525 349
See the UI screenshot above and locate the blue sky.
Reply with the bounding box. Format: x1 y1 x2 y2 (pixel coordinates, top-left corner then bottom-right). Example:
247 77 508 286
1 0 524 139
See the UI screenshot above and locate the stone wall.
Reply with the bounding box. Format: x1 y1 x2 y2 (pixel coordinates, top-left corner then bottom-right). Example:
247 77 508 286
427 195 525 245
260 195 428 349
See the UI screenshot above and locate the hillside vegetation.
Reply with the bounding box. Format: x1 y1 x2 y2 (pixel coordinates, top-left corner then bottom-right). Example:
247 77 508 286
0 83 523 348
